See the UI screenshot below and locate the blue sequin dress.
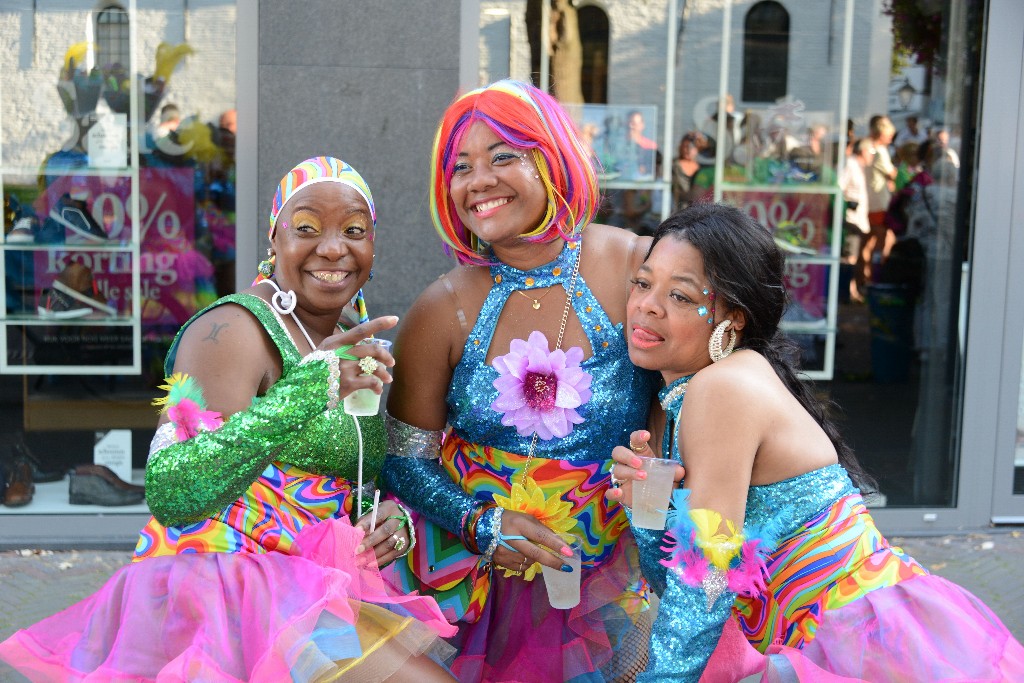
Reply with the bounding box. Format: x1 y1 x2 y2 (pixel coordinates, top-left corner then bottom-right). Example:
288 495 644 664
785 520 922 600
636 381 1024 681
385 240 661 682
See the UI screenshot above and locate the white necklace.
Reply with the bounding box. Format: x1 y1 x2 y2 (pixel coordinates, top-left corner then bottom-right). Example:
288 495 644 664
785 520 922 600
259 279 316 352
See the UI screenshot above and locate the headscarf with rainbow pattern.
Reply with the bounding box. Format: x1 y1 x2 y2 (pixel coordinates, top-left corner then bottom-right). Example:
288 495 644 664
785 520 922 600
254 156 375 324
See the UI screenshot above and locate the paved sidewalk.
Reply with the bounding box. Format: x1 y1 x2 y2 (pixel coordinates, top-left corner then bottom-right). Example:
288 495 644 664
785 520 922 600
0 529 1022 681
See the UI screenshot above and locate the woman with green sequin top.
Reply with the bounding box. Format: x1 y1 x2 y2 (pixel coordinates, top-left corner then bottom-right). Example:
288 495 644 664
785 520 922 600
0 157 458 682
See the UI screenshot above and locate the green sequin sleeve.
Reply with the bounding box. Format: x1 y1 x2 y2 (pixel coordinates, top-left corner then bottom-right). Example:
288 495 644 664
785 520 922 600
145 358 338 527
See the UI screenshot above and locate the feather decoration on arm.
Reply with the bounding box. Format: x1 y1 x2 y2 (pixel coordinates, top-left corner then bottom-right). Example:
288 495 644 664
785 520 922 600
660 488 781 600
152 372 223 442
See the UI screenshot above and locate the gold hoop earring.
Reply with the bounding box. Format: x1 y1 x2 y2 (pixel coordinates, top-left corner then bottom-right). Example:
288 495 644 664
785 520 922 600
709 320 737 363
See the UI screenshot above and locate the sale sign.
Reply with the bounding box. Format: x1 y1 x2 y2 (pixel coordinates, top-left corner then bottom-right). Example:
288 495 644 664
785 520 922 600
32 166 207 337
722 190 834 321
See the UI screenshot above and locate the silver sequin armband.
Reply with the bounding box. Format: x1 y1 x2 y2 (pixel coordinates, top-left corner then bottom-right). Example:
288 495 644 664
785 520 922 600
299 349 341 411
147 422 178 461
480 507 503 563
385 412 443 459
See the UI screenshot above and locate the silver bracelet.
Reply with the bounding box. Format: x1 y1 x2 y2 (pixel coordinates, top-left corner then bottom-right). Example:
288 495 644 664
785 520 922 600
385 411 443 459
394 501 416 557
481 507 503 563
300 349 341 411
147 422 177 460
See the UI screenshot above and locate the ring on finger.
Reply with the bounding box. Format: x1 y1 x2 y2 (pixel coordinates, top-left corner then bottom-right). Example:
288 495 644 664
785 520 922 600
391 533 407 553
609 467 623 489
518 557 528 572
630 442 646 453
359 356 380 375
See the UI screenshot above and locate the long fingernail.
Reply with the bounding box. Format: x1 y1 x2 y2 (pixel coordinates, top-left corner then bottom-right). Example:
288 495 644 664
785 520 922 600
561 564 574 572
631 457 642 467
637 471 647 480
560 546 573 557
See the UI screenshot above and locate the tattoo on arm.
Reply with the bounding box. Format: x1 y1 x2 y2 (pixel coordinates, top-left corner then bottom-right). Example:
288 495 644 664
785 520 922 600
203 322 228 343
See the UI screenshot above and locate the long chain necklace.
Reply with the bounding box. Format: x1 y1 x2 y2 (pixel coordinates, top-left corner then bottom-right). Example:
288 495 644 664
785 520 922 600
520 241 582 486
514 286 554 310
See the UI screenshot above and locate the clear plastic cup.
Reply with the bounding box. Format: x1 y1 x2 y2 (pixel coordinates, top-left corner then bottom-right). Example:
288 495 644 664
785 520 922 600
342 339 392 416
541 538 582 609
630 456 677 530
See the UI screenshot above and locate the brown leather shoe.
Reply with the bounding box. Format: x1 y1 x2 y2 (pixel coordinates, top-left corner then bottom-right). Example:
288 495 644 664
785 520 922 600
68 464 145 506
4 459 35 507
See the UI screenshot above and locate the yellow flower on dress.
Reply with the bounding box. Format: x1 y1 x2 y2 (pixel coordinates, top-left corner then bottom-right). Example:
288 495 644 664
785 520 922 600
690 508 744 570
492 478 577 581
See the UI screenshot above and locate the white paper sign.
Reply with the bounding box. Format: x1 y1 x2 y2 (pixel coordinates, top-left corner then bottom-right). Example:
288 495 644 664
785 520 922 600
87 113 128 169
94 429 133 483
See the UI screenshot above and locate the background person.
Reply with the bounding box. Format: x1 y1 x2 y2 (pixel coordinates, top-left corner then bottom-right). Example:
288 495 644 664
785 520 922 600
383 79 660 682
0 157 457 682
608 203 1024 681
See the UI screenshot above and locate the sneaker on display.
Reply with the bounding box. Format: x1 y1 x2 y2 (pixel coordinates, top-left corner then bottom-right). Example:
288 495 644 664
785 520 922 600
48 204 110 243
37 263 117 319
5 217 36 243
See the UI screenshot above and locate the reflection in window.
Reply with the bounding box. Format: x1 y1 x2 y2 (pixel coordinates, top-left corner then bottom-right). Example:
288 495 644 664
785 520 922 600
96 5 129 69
579 5 609 104
742 1 789 103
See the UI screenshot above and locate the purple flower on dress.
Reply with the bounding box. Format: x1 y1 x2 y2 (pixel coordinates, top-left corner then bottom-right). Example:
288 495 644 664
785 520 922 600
491 331 593 440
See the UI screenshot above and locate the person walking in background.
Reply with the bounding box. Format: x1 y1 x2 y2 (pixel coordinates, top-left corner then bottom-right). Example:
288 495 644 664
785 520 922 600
671 131 708 211
0 157 457 682
382 79 660 682
608 203 1024 681
863 115 898 286
841 138 874 302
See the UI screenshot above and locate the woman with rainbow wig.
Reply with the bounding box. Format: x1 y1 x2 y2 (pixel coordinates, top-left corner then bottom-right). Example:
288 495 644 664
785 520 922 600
383 79 661 681
0 157 458 682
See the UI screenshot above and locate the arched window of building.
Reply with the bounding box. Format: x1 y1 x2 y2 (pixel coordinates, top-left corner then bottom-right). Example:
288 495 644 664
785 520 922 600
742 1 789 103
579 5 609 104
96 4 129 68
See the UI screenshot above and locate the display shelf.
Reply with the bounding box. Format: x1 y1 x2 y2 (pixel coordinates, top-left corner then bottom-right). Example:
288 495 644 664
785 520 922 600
0 469 148 516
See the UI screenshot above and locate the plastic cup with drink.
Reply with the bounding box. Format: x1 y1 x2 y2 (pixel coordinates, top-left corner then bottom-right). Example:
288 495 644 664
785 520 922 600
541 535 583 609
343 338 393 417
630 456 677 530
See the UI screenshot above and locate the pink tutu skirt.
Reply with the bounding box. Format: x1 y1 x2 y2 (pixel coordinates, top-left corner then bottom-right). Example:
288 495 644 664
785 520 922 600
448 539 652 683
0 518 457 682
752 574 1024 682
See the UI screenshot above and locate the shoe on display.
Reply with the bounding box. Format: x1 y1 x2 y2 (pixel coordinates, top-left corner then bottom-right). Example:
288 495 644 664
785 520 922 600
68 464 145 506
5 217 36 243
12 436 64 484
4 459 35 508
37 262 117 319
43 194 110 244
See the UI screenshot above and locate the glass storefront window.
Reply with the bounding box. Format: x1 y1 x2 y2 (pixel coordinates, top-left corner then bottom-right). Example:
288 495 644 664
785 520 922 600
1 1 236 511
476 0 985 509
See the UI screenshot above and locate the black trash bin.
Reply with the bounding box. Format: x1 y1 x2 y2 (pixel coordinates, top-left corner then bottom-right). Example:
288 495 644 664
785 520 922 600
866 283 915 383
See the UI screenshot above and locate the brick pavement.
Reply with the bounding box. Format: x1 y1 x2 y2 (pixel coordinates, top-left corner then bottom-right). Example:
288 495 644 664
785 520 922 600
0 529 1022 682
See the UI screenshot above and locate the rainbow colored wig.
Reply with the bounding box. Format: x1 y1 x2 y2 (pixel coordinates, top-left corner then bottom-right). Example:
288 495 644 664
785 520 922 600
429 79 600 266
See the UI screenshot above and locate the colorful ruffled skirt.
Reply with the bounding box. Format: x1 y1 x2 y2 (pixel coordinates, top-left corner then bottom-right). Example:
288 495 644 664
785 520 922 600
759 573 1024 681
0 505 457 682
387 433 652 683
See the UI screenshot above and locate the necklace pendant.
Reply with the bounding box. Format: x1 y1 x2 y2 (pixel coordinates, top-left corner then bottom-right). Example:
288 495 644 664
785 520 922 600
532 300 541 310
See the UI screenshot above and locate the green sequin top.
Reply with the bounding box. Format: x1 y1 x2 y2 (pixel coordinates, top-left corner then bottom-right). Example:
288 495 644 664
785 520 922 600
145 292 385 527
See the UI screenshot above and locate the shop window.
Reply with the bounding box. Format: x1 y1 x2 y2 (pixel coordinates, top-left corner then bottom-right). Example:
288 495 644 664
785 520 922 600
579 5 609 104
95 4 129 69
742 1 789 103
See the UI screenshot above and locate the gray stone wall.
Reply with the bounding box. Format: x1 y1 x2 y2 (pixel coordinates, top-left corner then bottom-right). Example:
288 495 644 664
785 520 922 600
256 1 462 323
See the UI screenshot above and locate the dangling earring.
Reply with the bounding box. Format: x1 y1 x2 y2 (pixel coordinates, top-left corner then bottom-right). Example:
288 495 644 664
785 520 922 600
257 248 275 279
367 269 374 282
709 320 737 363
